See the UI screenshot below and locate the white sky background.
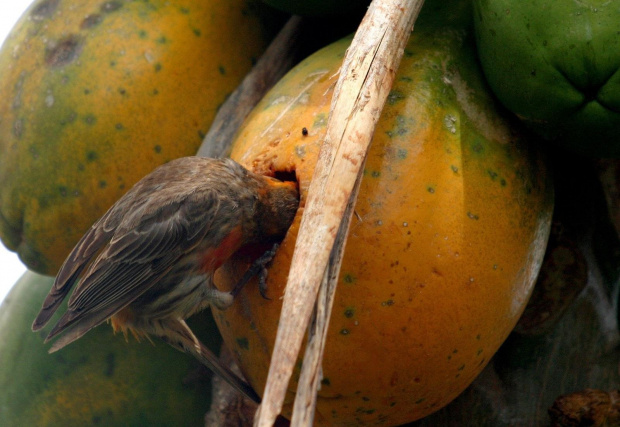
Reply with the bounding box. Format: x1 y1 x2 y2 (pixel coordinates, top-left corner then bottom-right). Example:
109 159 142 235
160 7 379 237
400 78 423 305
0 1 35 304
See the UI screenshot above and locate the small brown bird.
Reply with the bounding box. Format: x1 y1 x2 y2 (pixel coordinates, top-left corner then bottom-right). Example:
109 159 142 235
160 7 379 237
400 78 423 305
31 156 299 403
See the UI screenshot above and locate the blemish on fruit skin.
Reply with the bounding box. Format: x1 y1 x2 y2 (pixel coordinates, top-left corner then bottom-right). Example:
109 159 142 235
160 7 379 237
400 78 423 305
99 180 107 188
313 113 327 128
101 1 123 13
86 150 98 162
13 119 23 139
30 0 60 21
154 145 162 153
218 65 226 75
236 337 249 350
81 14 103 29
427 186 435 194
340 329 350 335
451 165 459 173
387 89 406 105
381 299 394 307
154 63 162 72
45 35 83 67
193 28 201 37
467 211 479 220
344 307 355 318
115 123 124 130
82 114 97 125
343 273 356 284
321 377 331 386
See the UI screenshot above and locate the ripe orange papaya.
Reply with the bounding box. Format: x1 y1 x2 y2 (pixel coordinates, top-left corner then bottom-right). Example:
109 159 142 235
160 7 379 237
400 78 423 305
0 0 277 274
213 1 553 424
0 271 222 426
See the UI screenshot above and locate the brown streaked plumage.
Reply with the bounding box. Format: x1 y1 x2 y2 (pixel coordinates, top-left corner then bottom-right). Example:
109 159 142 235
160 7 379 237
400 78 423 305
31 156 299 403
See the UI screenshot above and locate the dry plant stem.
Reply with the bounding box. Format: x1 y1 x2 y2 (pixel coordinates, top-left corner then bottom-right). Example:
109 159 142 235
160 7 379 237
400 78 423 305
254 0 425 425
291 172 363 425
197 16 303 158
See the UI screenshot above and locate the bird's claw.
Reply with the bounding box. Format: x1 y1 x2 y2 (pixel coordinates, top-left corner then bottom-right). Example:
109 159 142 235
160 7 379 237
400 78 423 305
230 243 279 299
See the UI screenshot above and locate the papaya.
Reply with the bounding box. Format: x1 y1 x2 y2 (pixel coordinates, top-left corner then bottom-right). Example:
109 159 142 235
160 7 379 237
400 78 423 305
0 270 222 426
473 0 620 157
212 1 553 425
0 0 278 275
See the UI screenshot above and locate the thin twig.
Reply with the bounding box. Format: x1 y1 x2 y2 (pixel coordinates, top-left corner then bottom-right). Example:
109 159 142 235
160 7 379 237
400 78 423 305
197 16 304 158
254 1 426 425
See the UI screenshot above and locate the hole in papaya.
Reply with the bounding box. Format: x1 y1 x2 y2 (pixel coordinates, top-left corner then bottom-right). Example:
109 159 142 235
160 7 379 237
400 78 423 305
273 169 297 185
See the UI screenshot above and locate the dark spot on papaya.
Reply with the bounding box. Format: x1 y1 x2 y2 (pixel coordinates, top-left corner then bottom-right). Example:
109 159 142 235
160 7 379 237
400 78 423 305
118 88 127 96
415 398 426 404
236 337 249 350
343 273 356 284
340 328 350 335
218 65 226 75
99 180 107 188
83 114 97 125
86 150 98 162
371 170 381 178
387 90 405 105
45 35 83 67
301 127 308 136
362 396 370 402
397 148 407 159
81 14 103 29
29 145 39 159
154 63 162 72
399 76 412 82
60 112 78 126
84 88 91 95
477 348 483 356
13 119 23 139
198 130 206 139
154 145 162 153
487 170 498 180
500 178 507 187
58 186 68 197
92 415 102 424
110 61 116 67
467 211 479 220
193 28 201 37
321 377 331 386
427 186 435 194
31 0 60 21
179 7 190 14
344 307 355 318
104 352 116 377
115 123 124 130
101 1 123 13
152 89 159 95
381 299 394 307
138 30 147 39
451 165 459 173
458 364 465 371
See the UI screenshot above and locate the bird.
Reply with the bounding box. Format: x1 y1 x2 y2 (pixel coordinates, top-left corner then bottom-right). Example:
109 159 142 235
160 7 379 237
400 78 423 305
31 156 299 403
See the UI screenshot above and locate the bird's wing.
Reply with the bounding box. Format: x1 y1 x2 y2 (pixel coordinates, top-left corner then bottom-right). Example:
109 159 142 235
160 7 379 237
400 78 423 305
31 208 122 331
42 187 224 347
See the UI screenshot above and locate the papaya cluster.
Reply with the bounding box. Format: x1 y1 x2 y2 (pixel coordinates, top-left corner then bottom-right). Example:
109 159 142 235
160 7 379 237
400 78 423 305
0 0 618 426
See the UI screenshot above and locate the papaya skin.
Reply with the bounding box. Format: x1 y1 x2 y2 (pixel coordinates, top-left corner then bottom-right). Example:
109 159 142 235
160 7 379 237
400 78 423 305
0 0 276 274
0 271 221 426
212 9 553 426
